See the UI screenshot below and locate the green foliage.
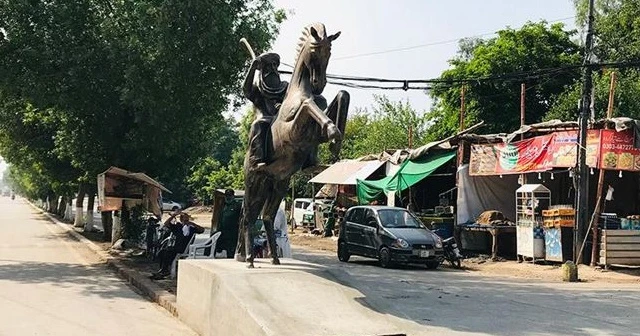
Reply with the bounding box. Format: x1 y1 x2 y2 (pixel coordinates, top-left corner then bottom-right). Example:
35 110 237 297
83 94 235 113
550 2 640 121
0 0 284 203
427 22 581 137
319 95 430 162
186 108 254 203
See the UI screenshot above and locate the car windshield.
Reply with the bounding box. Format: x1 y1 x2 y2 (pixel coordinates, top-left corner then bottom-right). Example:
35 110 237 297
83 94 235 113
377 209 423 229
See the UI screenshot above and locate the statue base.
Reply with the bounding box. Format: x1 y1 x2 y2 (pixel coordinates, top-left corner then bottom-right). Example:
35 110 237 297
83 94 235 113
176 258 418 336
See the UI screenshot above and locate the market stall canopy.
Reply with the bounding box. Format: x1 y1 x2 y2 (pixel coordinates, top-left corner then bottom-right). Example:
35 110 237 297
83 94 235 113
357 150 457 204
97 167 170 216
308 160 386 185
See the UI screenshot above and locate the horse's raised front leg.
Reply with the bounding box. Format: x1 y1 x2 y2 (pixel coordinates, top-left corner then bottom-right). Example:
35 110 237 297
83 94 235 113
301 98 341 142
325 91 350 161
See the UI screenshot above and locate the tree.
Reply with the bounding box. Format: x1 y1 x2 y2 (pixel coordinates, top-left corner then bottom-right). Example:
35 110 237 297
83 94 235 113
318 95 430 162
0 0 285 214
548 1 640 121
427 22 582 138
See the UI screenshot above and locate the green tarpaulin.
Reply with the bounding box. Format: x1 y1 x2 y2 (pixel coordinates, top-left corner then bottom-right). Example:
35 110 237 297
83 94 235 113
356 150 456 204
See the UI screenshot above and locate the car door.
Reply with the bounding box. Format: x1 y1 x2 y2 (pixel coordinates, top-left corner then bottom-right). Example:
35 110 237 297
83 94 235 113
361 209 379 257
344 208 365 255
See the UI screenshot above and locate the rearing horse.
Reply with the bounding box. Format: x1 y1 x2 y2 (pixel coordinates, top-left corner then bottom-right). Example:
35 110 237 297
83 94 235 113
236 23 349 267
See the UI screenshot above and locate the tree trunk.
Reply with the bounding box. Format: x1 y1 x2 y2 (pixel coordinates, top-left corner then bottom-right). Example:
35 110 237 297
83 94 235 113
48 193 59 214
57 196 67 217
85 185 96 232
112 211 122 245
74 183 87 227
64 198 73 221
102 211 113 242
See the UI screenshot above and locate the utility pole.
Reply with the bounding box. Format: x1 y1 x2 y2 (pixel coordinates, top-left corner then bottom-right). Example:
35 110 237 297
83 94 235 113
575 0 596 265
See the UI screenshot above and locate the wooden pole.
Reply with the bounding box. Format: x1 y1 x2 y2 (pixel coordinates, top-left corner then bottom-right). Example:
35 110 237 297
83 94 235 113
408 125 413 149
520 83 526 185
457 85 466 169
589 71 617 266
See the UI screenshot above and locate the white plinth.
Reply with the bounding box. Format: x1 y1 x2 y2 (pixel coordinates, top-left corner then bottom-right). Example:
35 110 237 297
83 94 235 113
176 258 417 336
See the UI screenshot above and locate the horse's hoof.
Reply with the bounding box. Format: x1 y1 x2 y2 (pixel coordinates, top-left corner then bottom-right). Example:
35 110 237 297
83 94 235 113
235 254 246 262
271 258 281 265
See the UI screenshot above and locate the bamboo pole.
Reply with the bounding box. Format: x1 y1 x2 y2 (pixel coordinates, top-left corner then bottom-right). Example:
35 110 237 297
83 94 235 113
456 85 466 169
589 71 617 266
520 83 526 185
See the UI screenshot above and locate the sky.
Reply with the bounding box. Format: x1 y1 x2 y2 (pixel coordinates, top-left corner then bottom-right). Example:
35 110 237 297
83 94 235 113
263 0 578 115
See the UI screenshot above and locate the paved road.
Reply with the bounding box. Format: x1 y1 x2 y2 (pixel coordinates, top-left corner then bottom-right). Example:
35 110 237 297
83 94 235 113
0 197 195 336
293 249 640 336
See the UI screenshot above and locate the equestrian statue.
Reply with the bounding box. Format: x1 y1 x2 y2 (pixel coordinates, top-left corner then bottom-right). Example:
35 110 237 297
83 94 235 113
237 23 349 267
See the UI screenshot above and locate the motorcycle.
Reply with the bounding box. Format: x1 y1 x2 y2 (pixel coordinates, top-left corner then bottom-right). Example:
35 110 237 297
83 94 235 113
442 236 463 268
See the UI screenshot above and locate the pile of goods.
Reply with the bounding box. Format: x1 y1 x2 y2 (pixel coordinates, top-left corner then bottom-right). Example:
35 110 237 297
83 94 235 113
542 205 575 228
621 215 640 230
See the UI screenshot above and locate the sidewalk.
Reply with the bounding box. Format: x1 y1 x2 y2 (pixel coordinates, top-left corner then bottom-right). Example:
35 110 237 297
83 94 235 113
0 197 195 335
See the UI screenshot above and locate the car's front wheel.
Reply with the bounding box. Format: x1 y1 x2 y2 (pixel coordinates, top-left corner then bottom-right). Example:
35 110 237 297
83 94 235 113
337 241 350 262
379 247 393 268
426 260 440 270
172 206 179 211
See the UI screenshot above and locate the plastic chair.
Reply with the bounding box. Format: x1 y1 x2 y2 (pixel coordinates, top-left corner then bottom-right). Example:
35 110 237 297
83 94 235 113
187 232 222 259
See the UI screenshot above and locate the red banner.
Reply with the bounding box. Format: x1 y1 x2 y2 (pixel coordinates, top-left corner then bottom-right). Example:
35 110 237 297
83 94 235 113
470 130 603 176
470 135 553 176
548 130 600 168
599 129 640 171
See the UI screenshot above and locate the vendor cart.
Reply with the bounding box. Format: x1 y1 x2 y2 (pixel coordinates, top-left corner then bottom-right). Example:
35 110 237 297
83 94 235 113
516 184 550 262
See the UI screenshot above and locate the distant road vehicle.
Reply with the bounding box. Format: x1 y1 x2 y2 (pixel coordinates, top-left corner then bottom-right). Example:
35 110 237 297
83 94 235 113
338 206 444 269
291 198 332 228
162 200 182 212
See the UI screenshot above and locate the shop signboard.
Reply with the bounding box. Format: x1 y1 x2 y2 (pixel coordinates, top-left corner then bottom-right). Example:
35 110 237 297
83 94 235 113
470 130 602 176
548 130 600 168
470 135 553 176
599 129 640 171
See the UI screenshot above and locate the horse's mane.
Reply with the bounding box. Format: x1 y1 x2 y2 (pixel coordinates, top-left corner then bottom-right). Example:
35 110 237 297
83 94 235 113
294 23 328 64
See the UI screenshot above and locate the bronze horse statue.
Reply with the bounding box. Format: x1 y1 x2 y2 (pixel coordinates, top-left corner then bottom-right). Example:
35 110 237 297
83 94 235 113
236 23 349 267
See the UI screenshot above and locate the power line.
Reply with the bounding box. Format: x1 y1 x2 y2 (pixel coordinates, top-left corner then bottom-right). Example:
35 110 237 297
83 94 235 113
332 16 576 61
276 61 640 91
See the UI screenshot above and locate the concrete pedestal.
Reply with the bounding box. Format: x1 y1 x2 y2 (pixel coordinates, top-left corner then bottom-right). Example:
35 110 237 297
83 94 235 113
176 258 418 336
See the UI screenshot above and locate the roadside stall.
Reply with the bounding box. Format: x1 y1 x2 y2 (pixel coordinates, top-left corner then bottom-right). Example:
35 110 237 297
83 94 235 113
97 166 171 244
460 118 640 265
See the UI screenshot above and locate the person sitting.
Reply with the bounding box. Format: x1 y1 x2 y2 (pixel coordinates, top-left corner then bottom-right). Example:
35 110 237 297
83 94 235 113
150 212 204 280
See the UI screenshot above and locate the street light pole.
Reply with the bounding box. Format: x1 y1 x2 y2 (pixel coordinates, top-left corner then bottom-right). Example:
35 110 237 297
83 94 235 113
575 0 596 264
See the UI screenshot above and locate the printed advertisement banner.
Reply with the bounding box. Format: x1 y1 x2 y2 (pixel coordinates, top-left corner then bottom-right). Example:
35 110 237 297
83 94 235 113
599 129 640 171
470 130 603 176
470 135 553 176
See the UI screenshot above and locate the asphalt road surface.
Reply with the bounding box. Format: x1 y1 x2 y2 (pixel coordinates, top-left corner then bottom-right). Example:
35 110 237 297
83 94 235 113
0 197 195 336
293 248 640 336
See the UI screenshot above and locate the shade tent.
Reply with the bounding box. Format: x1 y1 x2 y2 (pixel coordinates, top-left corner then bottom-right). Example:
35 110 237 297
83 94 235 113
357 150 457 204
308 160 386 185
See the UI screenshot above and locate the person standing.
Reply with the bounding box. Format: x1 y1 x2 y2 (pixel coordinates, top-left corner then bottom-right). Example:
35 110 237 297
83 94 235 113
214 189 242 258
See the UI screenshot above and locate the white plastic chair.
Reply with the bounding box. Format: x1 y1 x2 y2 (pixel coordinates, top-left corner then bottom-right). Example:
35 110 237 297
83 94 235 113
187 232 222 259
170 234 196 279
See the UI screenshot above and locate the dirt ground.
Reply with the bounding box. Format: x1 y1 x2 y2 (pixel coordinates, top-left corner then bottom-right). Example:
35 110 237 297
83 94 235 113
145 207 640 285
287 230 640 284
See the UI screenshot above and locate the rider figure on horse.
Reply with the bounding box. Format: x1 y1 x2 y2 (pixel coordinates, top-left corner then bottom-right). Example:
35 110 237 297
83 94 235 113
242 52 288 170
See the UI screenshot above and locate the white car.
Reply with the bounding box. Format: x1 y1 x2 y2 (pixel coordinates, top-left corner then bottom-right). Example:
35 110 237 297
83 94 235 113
291 198 332 228
162 200 182 212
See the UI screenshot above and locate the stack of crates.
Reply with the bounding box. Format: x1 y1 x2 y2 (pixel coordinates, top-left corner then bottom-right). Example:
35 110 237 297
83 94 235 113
542 205 575 262
542 205 575 228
